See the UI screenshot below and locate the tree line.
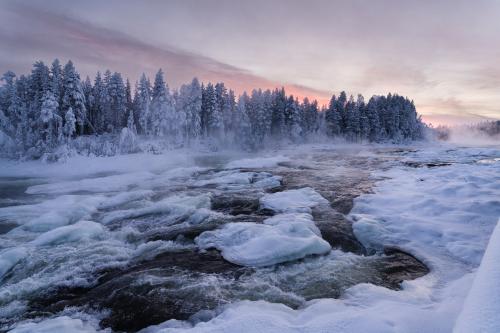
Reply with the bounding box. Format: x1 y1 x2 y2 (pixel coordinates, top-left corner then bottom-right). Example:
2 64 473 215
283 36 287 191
0 59 426 157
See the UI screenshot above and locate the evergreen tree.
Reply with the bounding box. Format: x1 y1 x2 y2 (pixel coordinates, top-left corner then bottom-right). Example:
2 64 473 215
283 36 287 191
64 107 76 139
39 90 60 148
62 61 86 135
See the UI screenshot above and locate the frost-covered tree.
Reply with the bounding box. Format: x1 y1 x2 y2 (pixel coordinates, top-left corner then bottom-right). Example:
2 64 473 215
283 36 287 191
150 69 177 138
64 107 76 139
270 88 286 138
50 59 64 115
62 61 86 135
0 58 427 158
108 72 127 132
136 73 152 135
234 92 255 149
177 78 202 143
325 95 341 137
39 91 61 148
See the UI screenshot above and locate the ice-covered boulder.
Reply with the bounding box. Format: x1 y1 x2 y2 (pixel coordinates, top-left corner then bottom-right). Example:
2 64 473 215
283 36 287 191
196 212 331 267
260 187 329 214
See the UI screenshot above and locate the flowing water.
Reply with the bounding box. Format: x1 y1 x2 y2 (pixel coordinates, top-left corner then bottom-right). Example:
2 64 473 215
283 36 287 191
0 146 430 332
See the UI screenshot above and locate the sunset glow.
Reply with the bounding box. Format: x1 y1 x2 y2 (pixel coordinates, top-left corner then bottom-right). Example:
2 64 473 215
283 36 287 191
1 0 499 125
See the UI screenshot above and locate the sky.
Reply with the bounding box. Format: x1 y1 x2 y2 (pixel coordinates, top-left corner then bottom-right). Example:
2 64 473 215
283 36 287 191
1 0 499 126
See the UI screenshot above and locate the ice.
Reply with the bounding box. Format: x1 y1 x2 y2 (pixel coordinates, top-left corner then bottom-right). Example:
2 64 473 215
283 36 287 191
31 221 105 246
260 187 329 214
225 155 290 169
454 220 500 333
0 247 27 278
26 172 156 194
194 171 254 187
8 316 103 333
196 212 331 267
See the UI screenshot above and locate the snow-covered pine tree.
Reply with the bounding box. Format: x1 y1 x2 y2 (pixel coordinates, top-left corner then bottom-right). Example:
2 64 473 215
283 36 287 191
325 95 341 137
270 88 286 139
136 73 152 136
177 78 202 143
108 72 127 132
39 90 60 149
62 61 86 135
150 69 177 138
64 107 76 140
234 92 255 149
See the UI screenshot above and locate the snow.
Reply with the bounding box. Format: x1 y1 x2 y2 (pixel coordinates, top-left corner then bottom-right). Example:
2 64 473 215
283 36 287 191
225 155 290 169
260 187 329 214
196 212 331 267
454 219 500 333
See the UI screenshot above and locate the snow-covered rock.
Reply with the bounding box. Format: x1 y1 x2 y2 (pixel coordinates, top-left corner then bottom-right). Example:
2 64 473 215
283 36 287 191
260 187 328 214
196 212 330 267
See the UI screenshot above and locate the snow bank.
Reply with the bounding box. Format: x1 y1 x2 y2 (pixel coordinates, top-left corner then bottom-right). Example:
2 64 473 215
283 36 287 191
196 212 330 267
9 316 103 333
260 187 328 214
225 155 290 169
32 221 105 246
148 272 471 333
454 220 500 333
352 156 500 267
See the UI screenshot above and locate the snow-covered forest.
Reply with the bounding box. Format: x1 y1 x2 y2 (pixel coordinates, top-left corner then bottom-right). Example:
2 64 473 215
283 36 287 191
0 59 426 159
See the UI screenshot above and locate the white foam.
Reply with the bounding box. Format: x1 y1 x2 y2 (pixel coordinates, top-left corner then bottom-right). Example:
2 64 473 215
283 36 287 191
101 193 212 225
31 221 105 246
0 247 27 278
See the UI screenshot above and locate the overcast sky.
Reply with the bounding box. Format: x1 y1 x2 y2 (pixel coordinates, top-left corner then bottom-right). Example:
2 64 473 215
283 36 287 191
1 0 499 125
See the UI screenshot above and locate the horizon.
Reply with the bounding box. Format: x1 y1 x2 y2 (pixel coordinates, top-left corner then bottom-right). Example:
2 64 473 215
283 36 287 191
1 0 500 126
